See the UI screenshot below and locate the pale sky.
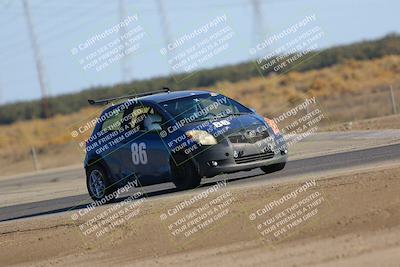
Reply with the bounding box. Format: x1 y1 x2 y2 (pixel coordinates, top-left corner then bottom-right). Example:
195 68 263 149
0 0 398 104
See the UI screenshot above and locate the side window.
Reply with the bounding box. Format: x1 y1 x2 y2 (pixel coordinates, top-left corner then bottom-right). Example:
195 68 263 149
129 105 164 132
130 106 151 131
101 108 124 132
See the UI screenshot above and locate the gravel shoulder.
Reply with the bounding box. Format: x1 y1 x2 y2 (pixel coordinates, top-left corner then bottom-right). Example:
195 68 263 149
1 163 399 267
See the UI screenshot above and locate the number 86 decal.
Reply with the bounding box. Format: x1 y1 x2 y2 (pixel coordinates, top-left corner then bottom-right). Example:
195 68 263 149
131 142 148 165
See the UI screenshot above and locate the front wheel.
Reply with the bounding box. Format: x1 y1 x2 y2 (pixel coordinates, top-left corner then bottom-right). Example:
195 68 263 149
86 164 115 203
260 162 286 174
171 155 201 190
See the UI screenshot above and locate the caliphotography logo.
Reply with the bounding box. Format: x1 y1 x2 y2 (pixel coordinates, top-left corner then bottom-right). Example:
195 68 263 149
0 1 399 267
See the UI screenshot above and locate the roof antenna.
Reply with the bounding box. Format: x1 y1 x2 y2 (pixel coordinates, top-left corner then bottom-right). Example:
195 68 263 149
163 87 170 93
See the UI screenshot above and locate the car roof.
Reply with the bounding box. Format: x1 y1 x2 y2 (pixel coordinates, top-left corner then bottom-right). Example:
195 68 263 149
101 90 215 114
137 90 212 103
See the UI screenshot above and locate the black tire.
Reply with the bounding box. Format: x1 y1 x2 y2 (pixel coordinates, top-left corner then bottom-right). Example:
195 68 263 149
260 162 286 174
86 164 116 203
171 155 201 190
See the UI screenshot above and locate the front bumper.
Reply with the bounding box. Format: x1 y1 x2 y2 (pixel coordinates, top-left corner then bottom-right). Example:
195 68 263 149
190 137 288 178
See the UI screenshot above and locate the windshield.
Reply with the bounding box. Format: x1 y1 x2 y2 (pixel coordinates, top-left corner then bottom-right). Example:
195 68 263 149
160 93 252 123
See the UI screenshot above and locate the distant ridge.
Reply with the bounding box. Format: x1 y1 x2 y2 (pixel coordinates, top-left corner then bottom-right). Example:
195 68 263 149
0 33 399 125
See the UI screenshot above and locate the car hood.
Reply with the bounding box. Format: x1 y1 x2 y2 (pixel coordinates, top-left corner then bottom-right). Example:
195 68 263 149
178 113 269 136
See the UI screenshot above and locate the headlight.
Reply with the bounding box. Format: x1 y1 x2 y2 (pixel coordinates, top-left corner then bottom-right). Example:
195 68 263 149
264 117 280 135
186 130 217 145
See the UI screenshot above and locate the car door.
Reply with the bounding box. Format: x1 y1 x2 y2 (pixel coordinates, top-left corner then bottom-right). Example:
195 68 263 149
119 103 172 186
96 105 127 183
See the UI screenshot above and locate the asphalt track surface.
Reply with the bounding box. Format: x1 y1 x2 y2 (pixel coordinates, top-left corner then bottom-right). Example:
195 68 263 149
1 143 399 222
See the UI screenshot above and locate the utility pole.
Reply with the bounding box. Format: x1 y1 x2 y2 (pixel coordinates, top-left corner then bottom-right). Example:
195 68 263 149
251 0 265 45
156 0 173 72
119 0 130 82
22 0 49 118
156 0 172 48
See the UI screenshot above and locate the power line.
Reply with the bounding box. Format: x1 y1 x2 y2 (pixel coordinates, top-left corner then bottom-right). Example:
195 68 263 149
0 0 270 64
0 0 111 59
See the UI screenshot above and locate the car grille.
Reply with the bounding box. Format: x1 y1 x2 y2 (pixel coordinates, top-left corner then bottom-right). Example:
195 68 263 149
234 151 275 164
228 128 269 144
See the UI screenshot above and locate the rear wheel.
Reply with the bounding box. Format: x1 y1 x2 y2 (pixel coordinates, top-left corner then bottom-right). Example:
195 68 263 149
86 164 116 203
260 162 286 174
171 155 201 190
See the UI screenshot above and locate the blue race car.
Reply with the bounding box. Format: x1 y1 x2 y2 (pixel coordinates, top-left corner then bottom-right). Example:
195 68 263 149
85 89 287 201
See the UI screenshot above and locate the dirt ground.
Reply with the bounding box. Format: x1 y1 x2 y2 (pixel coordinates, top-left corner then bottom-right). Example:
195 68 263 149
322 114 400 132
1 163 399 267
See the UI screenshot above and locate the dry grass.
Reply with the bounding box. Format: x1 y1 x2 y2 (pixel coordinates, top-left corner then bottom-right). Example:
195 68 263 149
0 107 99 173
207 55 400 118
1 55 400 175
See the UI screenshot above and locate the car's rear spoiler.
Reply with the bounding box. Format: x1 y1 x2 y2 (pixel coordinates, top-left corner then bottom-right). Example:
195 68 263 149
88 88 170 105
